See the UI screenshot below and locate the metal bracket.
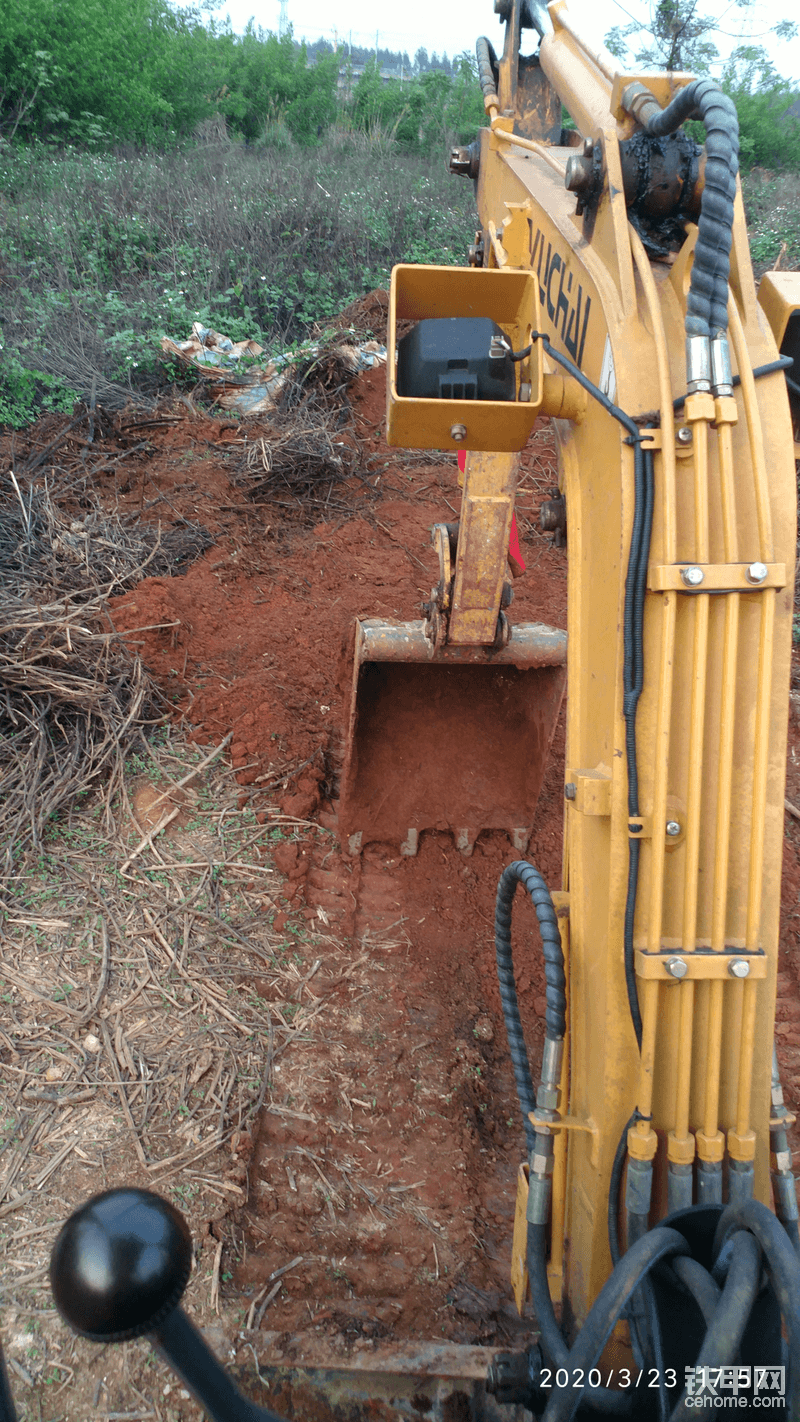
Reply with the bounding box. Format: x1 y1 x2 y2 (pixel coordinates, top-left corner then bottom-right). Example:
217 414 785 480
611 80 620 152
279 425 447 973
648 562 786 593
567 766 611 816
635 949 768 981
529 1111 595 1134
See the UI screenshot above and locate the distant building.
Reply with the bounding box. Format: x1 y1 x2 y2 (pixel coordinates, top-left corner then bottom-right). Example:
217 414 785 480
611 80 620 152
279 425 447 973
337 64 407 97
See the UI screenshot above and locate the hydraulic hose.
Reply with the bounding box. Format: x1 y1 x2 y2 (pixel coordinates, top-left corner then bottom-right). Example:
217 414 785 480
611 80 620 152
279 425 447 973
645 81 738 342
495 860 566 1150
530 331 653 1047
625 79 739 345
713 1198 800 1417
526 1222 635 1416
671 1255 721 1327
476 37 499 103
538 1228 691 1422
670 1231 761 1420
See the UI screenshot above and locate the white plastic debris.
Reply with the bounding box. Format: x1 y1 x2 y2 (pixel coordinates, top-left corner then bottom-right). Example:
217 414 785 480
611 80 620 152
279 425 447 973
160 322 386 416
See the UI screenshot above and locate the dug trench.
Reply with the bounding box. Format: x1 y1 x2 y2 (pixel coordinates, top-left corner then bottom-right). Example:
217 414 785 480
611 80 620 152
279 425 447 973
7 340 800 1372
101 359 570 1350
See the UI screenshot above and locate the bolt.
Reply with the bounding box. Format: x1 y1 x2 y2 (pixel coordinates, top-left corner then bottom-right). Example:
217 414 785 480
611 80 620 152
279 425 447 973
565 153 594 194
728 958 750 978
628 822 643 833
681 565 705 587
676 426 693 445
746 561 768 585
540 495 566 534
666 820 682 837
450 423 467 442
564 783 577 800
666 956 688 979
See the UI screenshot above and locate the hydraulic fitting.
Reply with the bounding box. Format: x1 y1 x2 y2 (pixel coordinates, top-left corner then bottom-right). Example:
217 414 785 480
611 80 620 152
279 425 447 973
686 335 712 394
487 1344 548 1412
625 1156 653 1244
710 335 733 397
620 81 663 130
449 142 481 180
728 1158 755 1205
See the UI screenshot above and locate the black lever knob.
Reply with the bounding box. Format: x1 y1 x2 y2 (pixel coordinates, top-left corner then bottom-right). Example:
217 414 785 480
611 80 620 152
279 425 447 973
49 1188 192 1342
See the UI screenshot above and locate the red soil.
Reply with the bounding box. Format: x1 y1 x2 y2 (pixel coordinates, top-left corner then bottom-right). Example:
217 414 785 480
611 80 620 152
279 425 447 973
8 345 797 1346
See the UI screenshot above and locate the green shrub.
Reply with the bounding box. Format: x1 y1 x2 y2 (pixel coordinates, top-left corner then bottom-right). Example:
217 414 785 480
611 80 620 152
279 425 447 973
0 138 477 421
0 351 77 427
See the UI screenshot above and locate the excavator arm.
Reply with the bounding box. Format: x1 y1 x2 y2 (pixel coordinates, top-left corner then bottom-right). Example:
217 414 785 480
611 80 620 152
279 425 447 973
348 0 800 1403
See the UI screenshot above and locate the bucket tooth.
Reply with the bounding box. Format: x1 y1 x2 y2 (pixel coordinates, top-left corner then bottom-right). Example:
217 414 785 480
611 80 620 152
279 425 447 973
400 829 420 857
455 828 478 857
510 828 531 853
347 832 363 856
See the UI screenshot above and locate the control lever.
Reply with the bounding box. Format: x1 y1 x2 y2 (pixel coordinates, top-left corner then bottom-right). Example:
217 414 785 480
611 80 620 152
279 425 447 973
48 1187 283 1422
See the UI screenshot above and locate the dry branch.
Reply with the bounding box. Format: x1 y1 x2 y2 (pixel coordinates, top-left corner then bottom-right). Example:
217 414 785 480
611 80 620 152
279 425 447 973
0 474 213 872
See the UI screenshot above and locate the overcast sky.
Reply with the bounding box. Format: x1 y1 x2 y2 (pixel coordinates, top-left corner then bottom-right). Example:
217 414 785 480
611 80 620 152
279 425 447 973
206 0 800 82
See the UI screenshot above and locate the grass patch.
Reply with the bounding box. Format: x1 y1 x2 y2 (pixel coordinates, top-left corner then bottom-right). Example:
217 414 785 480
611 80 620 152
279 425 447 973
0 133 476 419
742 169 800 276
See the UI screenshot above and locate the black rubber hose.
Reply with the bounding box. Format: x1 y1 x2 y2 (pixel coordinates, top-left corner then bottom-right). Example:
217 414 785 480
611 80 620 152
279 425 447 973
608 1114 637 1266
539 1228 691 1422
475 36 498 101
526 1224 635 1416
670 1231 762 1420
713 1199 800 1417
786 1216 800 1254
495 861 565 1149
671 1255 721 1327
641 79 739 339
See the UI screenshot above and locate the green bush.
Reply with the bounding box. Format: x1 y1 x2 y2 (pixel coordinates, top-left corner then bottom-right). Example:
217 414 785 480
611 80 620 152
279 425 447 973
0 351 77 426
0 138 478 420
723 47 800 172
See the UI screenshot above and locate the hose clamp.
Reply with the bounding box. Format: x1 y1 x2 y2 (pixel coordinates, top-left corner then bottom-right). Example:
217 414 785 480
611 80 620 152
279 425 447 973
686 335 711 394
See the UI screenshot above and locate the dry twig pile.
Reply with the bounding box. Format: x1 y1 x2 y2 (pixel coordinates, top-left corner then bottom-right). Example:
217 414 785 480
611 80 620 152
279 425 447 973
0 472 212 871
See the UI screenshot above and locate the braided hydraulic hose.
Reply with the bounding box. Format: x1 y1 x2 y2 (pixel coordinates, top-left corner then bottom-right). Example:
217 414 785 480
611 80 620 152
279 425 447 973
494 861 566 1151
671 1255 721 1326
714 1198 800 1396
476 36 499 104
640 81 739 342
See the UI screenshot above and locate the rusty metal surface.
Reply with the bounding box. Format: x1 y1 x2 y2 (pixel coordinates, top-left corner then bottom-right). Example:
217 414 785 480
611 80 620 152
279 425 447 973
235 1334 527 1422
351 619 567 668
254 1336 504 1377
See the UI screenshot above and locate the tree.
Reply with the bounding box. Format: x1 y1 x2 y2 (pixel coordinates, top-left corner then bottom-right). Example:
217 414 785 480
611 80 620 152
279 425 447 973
721 44 800 168
605 0 797 75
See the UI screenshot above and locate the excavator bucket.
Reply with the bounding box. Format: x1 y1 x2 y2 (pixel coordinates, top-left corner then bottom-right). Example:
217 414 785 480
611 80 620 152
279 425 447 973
337 262 565 856
338 618 567 856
